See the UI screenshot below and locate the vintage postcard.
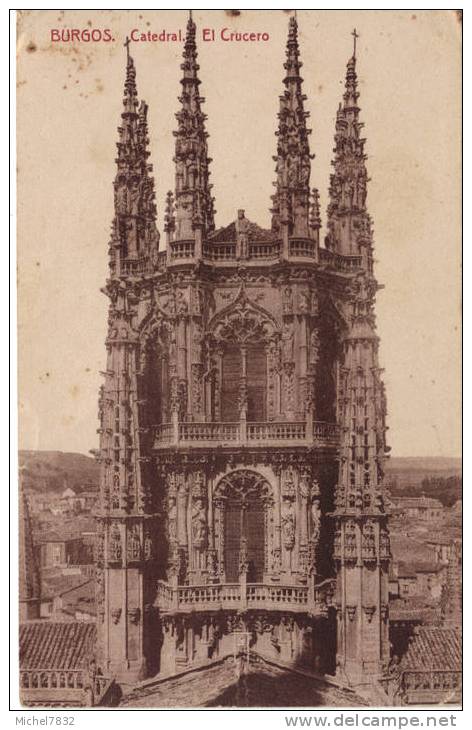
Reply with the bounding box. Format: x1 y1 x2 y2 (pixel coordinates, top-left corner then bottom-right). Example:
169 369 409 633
15 9 461 710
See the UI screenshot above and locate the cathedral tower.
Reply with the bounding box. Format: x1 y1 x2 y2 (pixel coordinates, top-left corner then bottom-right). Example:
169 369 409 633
96 17 390 690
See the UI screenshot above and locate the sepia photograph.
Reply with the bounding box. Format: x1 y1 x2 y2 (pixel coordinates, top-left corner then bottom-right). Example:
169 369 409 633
15 8 462 710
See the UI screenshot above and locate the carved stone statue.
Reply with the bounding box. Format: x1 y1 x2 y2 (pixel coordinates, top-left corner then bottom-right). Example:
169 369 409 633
283 286 293 314
299 290 310 314
191 498 207 549
282 505 296 550
176 290 188 316
282 322 294 362
311 499 321 541
167 496 177 543
309 329 320 367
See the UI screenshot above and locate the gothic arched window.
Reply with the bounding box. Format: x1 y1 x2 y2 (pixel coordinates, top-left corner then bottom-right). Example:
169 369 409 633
210 288 277 423
215 470 272 583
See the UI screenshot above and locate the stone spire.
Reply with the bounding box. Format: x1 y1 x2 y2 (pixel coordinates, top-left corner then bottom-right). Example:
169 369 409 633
109 40 159 276
326 30 372 261
173 13 215 247
271 15 313 243
19 475 41 621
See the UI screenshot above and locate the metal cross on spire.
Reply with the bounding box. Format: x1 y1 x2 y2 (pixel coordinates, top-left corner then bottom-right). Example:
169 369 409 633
352 28 359 58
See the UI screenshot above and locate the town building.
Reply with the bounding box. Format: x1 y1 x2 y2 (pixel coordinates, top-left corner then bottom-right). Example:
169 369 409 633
393 496 444 523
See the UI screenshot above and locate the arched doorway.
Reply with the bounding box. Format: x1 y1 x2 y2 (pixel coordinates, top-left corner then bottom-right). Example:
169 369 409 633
214 470 273 583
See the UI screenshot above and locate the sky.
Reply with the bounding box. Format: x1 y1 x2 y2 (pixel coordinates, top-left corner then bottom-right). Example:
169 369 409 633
16 9 461 458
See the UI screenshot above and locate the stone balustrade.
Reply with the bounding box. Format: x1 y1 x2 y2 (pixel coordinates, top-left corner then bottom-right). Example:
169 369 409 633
20 670 113 707
115 238 360 279
156 579 334 615
319 248 363 272
115 245 365 280
154 420 340 449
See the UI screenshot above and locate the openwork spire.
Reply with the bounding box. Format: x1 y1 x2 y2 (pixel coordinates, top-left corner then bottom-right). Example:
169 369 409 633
271 15 313 238
326 30 372 258
109 41 159 275
173 14 215 241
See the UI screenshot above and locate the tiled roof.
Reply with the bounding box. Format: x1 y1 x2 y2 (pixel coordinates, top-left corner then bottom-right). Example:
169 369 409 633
19 621 96 670
400 627 461 672
397 562 417 578
42 574 92 600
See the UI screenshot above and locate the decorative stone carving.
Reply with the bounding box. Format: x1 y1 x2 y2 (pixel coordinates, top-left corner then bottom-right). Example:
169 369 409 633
346 605 356 622
192 471 206 498
128 607 141 625
167 494 177 544
299 468 310 499
127 524 141 562
311 499 321 539
109 523 122 564
111 608 122 625
143 528 153 561
176 289 188 316
271 546 281 575
207 549 218 580
209 285 278 347
379 528 391 560
238 537 249 576
362 520 376 562
344 520 357 562
298 289 311 314
214 469 272 506
281 467 296 500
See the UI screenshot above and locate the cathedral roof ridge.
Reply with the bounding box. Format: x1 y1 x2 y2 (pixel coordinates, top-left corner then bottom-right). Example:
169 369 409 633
208 217 277 244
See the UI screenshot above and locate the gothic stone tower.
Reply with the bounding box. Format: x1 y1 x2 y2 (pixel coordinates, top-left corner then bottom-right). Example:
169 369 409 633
95 17 390 688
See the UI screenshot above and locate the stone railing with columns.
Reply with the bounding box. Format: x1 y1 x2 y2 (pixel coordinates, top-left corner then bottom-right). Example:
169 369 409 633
154 420 340 449
19 670 113 707
156 578 336 616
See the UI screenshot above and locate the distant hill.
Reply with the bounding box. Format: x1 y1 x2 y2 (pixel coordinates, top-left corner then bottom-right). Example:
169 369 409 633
384 456 462 507
385 456 462 487
17 451 461 497
19 450 99 494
